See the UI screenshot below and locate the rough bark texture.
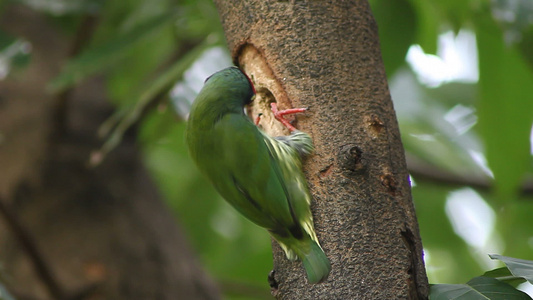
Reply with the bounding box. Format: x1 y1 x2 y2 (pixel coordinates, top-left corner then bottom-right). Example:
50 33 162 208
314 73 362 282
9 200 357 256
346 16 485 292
213 1 429 299
0 5 219 300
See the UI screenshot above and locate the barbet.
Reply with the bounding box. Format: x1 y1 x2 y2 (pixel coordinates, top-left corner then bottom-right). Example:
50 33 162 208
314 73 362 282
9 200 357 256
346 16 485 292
186 67 330 283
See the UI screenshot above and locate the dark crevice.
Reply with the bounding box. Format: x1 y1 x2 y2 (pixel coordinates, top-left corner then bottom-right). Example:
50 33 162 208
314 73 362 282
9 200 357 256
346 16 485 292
401 227 425 300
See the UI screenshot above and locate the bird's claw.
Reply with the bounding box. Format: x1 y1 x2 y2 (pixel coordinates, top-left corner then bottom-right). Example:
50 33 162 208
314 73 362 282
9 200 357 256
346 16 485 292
270 102 307 132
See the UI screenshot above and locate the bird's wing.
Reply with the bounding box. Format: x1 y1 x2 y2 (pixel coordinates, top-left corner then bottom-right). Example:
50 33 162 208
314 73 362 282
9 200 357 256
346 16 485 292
273 130 314 158
212 113 297 231
261 131 317 242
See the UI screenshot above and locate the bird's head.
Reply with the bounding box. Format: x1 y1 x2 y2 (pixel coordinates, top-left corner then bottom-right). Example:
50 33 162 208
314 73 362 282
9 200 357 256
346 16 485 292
204 66 256 106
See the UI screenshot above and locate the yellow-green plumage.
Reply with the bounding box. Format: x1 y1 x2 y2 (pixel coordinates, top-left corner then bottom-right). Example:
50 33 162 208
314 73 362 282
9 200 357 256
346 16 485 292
186 66 330 283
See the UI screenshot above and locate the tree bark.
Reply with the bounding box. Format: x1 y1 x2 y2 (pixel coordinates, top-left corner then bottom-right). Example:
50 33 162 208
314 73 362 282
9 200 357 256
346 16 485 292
0 5 219 300
213 1 429 299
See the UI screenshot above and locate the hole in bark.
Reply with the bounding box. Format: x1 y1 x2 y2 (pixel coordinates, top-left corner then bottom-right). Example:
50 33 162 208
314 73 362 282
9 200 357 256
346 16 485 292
367 115 385 135
400 227 420 299
380 173 397 196
319 164 333 178
338 144 365 175
268 270 279 296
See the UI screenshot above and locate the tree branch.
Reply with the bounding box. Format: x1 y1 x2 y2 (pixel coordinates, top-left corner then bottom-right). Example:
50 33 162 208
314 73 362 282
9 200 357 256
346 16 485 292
406 154 533 196
0 197 65 300
214 1 429 298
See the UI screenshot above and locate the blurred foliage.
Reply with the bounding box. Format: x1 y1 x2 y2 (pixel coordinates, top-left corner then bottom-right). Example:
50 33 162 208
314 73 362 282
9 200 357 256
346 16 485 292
1 0 533 298
431 276 531 300
370 0 533 287
431 255 533 299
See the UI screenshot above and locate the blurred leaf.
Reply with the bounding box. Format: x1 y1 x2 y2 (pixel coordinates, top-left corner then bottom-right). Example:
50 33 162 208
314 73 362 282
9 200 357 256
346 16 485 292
491 0 533 46
435 0 471 33
370 0 416 77
176 0 223 40
424 81 477 107
49 10 177 92
0 30 15 48
475 12 533 201
490 255 533 285
100 0 179 106
139 112 272 289
393 71 487 181
495 202 533 263
92 38 217 165
430 276 532 300
411 181 484 283
408 0 439 54
518 25 533 70
0 36 32 79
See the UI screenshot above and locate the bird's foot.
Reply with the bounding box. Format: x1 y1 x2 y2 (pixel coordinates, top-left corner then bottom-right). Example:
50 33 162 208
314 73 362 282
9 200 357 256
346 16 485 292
270 102 307 132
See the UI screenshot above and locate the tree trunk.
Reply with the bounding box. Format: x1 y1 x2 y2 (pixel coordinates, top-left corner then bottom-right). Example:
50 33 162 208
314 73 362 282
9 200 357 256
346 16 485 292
0 5 220 300
213 1 429 299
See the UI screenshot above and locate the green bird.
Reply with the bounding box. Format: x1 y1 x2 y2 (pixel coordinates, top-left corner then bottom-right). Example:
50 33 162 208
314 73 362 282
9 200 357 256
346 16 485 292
186 66 331 283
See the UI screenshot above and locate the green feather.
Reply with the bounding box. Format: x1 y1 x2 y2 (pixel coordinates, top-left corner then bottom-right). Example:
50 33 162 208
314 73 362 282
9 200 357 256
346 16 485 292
186 66 331 283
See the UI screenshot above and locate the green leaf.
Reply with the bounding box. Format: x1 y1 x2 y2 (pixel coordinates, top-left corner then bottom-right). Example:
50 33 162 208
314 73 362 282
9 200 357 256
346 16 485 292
430 276 532 300
475 12 533 200
370 0 416 77
48 10 177 92
483 267 527 288
490 254 533 285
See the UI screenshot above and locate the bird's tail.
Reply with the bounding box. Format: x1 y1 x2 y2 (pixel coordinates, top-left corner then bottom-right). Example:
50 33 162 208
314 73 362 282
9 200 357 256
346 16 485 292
302 241 331 284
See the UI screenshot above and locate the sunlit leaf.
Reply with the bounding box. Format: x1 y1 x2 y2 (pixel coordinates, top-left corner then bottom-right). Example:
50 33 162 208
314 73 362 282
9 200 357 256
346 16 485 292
430 276 532 300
